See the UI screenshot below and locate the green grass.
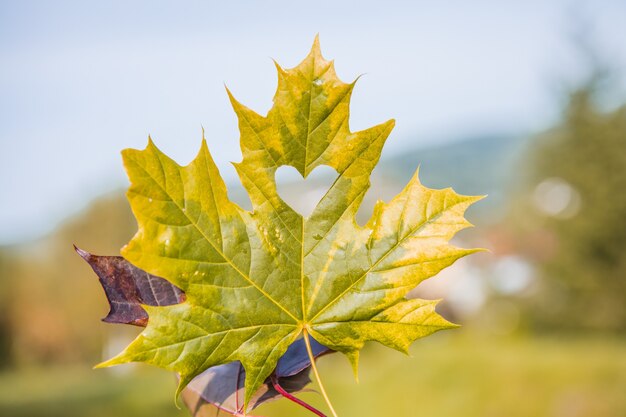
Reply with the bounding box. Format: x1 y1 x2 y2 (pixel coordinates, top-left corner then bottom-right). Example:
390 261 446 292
1 334 625 417
0 366 188 417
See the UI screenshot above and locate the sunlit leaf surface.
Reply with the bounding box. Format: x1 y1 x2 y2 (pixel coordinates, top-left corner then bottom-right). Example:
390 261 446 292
97 36 482 410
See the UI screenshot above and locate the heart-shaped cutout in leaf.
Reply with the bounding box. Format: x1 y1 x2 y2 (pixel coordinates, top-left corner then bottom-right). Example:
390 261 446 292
275 165 338 218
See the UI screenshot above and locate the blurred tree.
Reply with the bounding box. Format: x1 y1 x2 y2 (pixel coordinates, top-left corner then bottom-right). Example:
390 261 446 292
511 80 626 332
0 251 15 368
0 193 136 366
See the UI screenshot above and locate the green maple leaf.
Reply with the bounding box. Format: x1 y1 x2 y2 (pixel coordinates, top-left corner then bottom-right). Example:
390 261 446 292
98 36 483 411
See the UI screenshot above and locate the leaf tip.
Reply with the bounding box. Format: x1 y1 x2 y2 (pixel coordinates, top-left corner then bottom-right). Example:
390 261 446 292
352 73 366 85
224 84 236 101
473 247 491 255
471 194 488 204
272 58 286 76
345 350 360 382
173 379 187 410
73 244 90 260
312 33 322 53
93 357 118 369
94 348 135 370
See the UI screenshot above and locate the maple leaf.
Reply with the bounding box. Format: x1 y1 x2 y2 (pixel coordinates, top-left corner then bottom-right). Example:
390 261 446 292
97 36 483 412
76 247 332 415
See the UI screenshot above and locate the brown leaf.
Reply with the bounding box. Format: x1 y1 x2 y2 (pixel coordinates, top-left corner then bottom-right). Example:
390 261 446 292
75 246 185 326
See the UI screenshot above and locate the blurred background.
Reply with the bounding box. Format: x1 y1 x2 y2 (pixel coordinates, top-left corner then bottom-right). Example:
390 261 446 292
1 1 625 416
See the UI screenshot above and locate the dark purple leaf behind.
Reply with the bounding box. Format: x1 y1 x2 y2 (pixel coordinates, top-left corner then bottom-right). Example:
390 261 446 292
75 246 185 326
276 336 328 377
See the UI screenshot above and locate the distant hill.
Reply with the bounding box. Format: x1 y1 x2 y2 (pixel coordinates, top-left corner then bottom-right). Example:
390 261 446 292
379 134 526 222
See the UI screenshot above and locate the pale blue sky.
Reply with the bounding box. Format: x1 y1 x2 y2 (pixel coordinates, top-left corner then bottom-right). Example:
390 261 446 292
1 0 625 244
